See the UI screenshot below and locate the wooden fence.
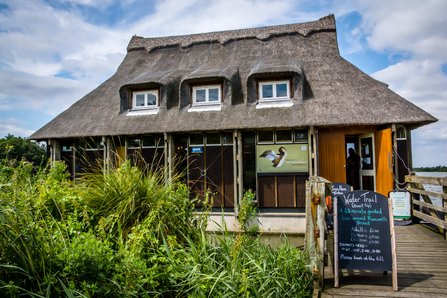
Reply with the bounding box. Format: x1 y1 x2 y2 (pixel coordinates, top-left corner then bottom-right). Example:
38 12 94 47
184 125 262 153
405 175 447 237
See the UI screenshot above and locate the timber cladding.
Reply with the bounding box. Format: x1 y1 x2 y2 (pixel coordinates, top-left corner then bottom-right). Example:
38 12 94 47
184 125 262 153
257 175 307 208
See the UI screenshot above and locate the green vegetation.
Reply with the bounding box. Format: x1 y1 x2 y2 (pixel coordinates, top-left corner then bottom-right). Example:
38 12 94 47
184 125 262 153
0 158 313 297
413 166 447 172
0 134 47 169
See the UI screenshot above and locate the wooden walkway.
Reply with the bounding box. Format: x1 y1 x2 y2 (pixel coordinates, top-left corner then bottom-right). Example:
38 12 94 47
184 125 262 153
322 224 447 297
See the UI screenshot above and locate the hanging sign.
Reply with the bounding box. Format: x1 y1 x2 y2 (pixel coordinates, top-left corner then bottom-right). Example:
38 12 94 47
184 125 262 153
389 190 411 220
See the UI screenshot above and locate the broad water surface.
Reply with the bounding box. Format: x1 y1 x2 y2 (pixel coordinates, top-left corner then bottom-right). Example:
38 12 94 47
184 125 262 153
415 172 446 207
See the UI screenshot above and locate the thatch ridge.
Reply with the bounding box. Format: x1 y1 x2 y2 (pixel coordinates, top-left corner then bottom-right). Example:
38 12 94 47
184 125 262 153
127 15 336 53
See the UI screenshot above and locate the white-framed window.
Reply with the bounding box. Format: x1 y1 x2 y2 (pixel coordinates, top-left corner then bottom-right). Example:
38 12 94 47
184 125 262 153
127 137 141 149
258 80 290 101
192 85 221 105
132 90 158 109
257 131 274 144
276 130 293 144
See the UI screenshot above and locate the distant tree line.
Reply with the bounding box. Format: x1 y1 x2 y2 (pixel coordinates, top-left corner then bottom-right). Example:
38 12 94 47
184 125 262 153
0 134 47 168
413 165 447 172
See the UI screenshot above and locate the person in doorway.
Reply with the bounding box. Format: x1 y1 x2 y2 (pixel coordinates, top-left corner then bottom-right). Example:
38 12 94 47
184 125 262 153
347 148 360 190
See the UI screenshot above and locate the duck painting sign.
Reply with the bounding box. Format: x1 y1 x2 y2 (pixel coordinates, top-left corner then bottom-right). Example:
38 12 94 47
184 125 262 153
256 144 308 173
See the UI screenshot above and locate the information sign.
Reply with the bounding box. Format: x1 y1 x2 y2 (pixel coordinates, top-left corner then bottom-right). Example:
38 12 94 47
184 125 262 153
389 190 411 220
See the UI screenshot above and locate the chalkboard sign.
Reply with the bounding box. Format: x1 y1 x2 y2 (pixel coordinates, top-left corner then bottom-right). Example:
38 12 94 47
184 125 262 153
336 190 392 271
326 182 351 230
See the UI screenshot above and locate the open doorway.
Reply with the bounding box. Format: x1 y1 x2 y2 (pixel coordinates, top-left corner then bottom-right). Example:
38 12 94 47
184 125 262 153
345 135 376 191
345 136 360 190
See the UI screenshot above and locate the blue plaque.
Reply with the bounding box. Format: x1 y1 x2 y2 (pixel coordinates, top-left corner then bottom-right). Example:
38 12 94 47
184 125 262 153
191 147 203 153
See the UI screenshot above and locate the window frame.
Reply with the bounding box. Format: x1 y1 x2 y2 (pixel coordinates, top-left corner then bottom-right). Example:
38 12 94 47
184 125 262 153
276 130 293 144
192 84 222 105
258 79 291 101
127 137 141 149
132 89 159 110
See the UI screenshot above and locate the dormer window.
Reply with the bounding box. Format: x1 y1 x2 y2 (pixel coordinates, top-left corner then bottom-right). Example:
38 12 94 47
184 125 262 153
259 80 290 101
192 85 221 105
188 84 222 112
132 90 158 110
256 79 293 109
127 89 160 116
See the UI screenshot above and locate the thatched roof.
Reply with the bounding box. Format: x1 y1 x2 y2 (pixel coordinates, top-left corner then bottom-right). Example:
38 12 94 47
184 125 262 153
30 15 437 140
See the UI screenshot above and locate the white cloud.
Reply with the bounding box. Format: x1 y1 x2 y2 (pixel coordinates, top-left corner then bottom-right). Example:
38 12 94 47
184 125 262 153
131 0 297 37
372 58 447 167
0 0 128 81
360 0 447 60
352 0 447 166
0 118 35 138
0 0 445 166
0 69 97 116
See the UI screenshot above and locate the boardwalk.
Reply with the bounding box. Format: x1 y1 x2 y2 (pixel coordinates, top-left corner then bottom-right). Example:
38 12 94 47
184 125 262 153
322 224 447 297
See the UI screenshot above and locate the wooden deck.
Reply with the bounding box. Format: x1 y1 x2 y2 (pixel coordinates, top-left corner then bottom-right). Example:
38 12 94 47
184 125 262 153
322 224 447 297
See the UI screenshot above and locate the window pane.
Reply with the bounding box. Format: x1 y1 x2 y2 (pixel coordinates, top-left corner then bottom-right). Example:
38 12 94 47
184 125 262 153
136 94 145 106
295 130 308 142
258 131 274 143
154 134 164 147
223 132 233 145
397 127 406 139
128 138 141 148
207 133 220 145
208 88 219 101
142 135 155 147
262 84 273 98
190 134 203 145
276 83 288 98
86 139 98 149
147 92 157 105
277 130 292 142
196 89 206 102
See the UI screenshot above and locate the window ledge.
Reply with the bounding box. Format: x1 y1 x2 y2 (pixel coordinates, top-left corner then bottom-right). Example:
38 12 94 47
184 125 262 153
188 104 222 112
256 100 293 109
127 108 159 116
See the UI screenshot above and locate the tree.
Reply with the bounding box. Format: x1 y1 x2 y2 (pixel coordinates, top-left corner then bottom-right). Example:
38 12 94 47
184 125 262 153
0 134 47 168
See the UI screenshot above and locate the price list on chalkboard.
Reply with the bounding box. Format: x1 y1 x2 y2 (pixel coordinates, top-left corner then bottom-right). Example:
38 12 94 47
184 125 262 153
336 190 392 271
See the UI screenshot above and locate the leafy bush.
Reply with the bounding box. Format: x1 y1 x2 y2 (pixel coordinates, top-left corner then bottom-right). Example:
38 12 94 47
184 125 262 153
0 158 313 297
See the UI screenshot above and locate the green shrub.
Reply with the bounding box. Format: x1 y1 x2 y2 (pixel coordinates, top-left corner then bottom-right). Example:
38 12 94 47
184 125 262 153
0 158 313 297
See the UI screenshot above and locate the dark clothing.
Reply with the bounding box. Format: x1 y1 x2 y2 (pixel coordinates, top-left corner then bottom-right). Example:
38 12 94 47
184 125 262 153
347 153 360 190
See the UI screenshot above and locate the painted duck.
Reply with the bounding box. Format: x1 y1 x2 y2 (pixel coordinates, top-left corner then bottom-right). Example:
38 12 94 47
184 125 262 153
259 147 287 167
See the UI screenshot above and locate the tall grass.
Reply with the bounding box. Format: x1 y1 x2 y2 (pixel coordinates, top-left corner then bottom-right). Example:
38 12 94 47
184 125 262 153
77 160 206 248
0 158 313 297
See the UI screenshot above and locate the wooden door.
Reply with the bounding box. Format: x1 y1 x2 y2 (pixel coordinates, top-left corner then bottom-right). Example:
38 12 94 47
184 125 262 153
318 131 346 183
374 128 393 196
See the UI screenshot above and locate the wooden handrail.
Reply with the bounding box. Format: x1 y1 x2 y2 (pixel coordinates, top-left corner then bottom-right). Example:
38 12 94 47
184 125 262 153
405 175 446 235
407 187 447 200
405 175 447 186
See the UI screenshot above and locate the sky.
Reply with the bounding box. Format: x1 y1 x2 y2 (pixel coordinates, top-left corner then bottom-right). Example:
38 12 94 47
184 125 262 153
0 0 446 167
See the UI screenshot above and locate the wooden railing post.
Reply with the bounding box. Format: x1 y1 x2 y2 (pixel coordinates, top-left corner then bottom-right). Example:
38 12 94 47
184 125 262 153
306 176 332 292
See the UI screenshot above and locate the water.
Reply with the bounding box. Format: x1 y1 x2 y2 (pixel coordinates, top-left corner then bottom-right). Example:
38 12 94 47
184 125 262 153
414 172 446 207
